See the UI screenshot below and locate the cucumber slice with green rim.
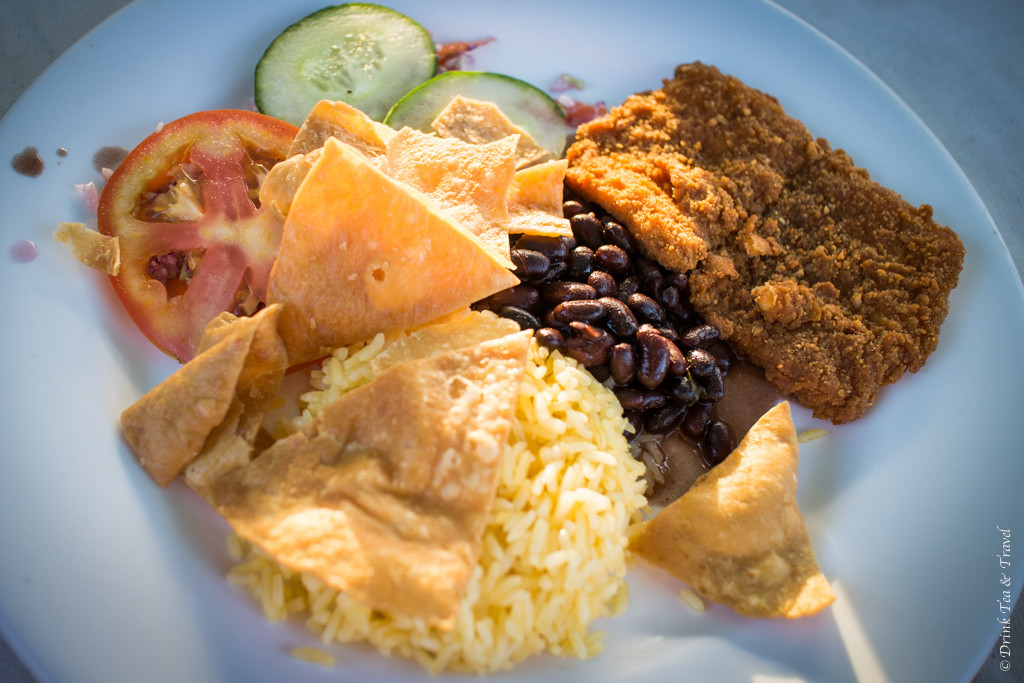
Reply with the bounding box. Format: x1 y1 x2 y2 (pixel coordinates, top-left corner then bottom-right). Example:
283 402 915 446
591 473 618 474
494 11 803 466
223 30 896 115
255 3 437 125
384 71 570 158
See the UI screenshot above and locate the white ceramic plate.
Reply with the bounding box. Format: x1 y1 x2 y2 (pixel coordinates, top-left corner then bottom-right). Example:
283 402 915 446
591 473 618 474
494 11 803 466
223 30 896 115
1 1 1022 681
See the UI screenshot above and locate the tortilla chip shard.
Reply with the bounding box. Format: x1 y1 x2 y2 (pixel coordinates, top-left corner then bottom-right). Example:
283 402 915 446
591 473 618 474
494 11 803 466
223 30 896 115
288 98 395 158
120 304 286 487
53 221 120 275
266 137 520 365
259 147 322 220
507 159 573 237
630 401 834 618
431 94 551 169
206 331 531 627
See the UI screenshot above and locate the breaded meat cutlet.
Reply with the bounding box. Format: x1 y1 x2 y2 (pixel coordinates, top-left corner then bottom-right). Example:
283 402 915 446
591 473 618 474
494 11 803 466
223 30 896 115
566 62 964 424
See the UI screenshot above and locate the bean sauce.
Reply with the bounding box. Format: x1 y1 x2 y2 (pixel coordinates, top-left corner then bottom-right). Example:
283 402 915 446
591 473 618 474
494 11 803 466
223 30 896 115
11 146 44 177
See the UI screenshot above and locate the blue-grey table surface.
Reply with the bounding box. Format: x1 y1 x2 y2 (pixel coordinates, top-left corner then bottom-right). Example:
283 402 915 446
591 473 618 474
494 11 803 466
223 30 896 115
1 0 1021 682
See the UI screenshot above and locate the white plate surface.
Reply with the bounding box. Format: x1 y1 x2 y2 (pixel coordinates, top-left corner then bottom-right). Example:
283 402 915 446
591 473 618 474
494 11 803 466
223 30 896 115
1 1 1022 682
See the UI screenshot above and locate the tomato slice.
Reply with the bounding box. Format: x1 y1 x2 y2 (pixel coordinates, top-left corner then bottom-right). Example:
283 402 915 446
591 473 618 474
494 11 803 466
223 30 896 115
98 110 298 362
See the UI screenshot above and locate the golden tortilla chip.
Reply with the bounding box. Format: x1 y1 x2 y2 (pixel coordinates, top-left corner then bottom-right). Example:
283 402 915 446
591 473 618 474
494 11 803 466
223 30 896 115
185 305 289 492
121 304 286 487
122 329 251 487
266 137 519 365
182 398 253 494
53 221 120 275
206 331 531 626
288 99 395 158
631 401 834 618
507 159 572 237
258 147 322 220
384 127 518 263
431 94 550 169
368 309 521 378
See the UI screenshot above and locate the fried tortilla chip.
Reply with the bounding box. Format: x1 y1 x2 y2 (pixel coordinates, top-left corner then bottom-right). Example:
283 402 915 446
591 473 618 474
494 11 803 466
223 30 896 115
507 159 573 237
369 308 521 378
266 137 519 365
289 99 395 158
182 398 253 494
259 147 322 220
53 221 120 275
384 127 518 263
206 331 531 626
431 94 550 169
121 304 286 487
185 305 289 492
193 304 287 437
631 402 834 618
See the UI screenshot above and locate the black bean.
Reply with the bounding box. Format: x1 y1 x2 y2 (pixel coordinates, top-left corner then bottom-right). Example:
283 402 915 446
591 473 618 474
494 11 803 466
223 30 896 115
569 212 605 249
566 245 595 279
686 348 718 378
594 244 631 277
535 327 565 351
541 280 596 305
609 342 636 385
551 299 607 325
634 256 662 283
510 248 550 282
562 199 586 219
709 341 735 374
679 401 713 440
599 296 639 338
698 364 725 402
644 400 690 434
480 284 540 313
669 307 697 329
665 337 687 375
679 323 721 349
513 234 569 261
636 326 671 389
615 275 642 301
643 275 665 300
656 325 679 343
613 386 668 411
627 293 666 324
530 259 568 285
669 374 701 404
499 306 540 330
601 220 637 255
564 322 614 366
542 310 570 334
587 270 617 298
659 285 681 312
702 420 736 467
665 271 688 291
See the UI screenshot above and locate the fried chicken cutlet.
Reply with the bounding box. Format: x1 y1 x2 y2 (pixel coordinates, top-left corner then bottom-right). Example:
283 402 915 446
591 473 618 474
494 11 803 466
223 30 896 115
566 62 964 424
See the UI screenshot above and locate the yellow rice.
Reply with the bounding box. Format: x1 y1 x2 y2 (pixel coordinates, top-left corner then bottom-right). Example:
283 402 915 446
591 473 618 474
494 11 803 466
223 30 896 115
226 313 648 674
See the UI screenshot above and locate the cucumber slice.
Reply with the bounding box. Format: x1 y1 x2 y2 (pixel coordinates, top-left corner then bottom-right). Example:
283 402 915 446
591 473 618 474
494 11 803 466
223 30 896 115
384 71 570 158
255 4 436 125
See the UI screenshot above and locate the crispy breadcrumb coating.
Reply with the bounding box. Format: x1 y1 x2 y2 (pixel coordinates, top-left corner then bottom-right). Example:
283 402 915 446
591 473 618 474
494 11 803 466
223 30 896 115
567 62 964 423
